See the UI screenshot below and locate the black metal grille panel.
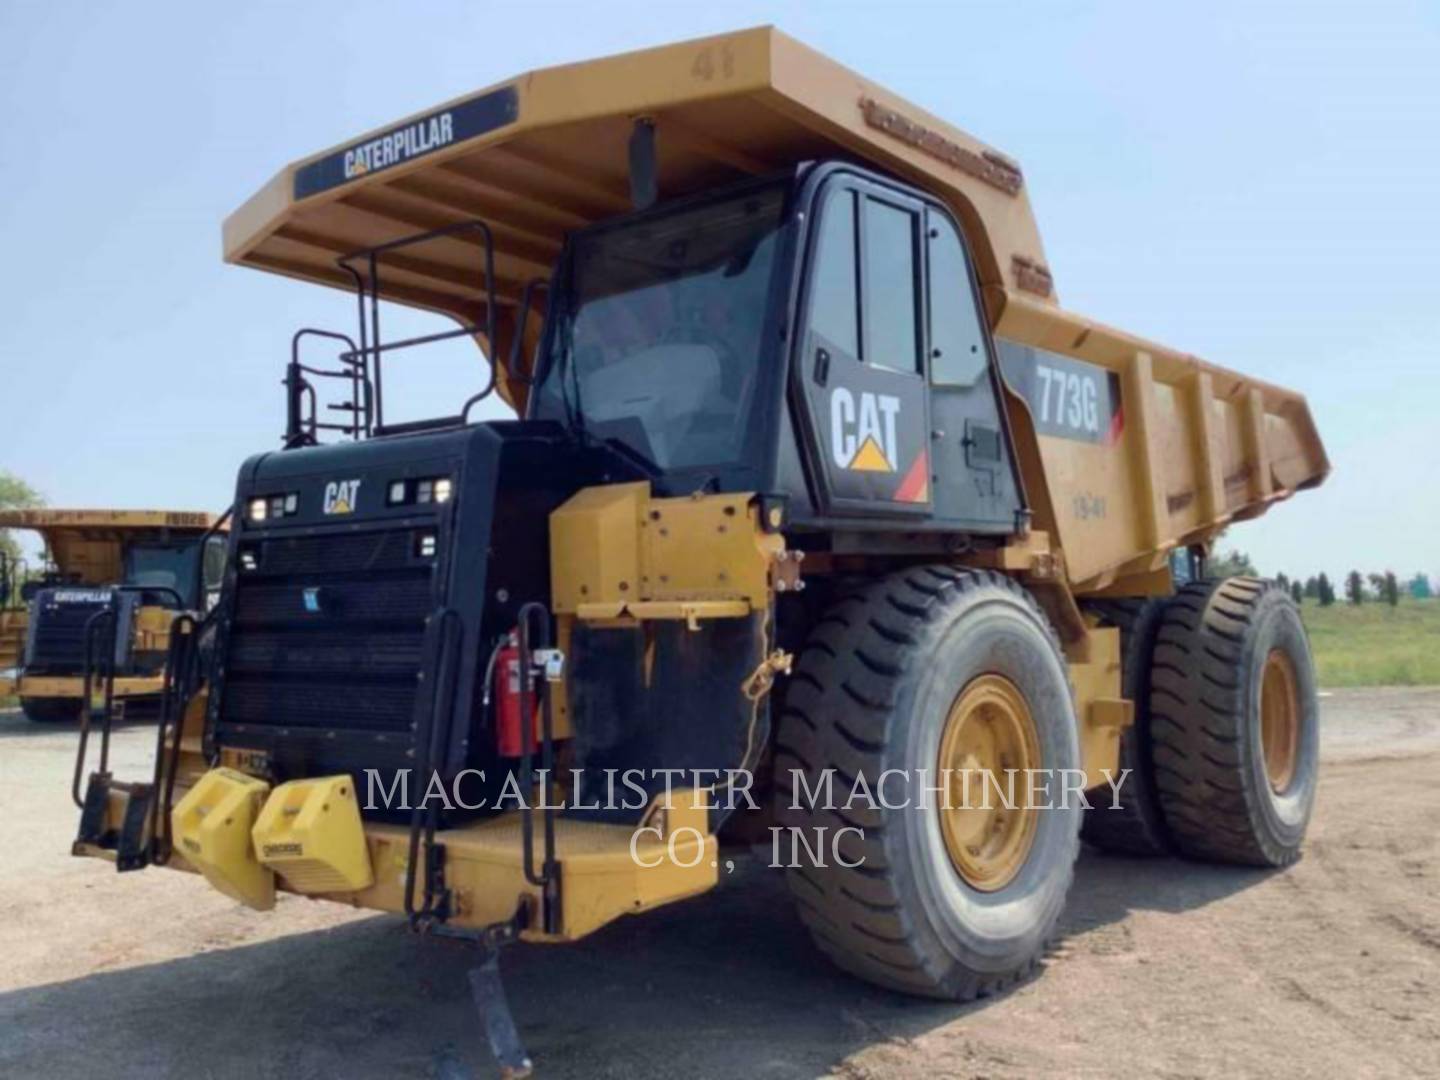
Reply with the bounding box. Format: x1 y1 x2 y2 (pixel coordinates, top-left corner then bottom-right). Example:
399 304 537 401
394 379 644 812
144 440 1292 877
218 526 433 740
28 601 108 671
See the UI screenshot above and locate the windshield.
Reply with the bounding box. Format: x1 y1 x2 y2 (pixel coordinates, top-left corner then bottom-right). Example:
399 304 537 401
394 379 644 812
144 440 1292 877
533 183 786 473
123 542 199 603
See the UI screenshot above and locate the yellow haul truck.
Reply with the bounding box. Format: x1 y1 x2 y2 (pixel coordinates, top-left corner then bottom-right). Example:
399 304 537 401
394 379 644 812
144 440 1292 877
75 29 1327 1072
0 509 224 723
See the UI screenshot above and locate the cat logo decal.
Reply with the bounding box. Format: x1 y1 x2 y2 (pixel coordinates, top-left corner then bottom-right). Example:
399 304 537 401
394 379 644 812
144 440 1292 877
829 387 929 503
830 388 899 472
322 479 361 515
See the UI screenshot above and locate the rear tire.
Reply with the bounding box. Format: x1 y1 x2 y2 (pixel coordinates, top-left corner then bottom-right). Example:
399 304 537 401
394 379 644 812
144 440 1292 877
21 696 83 723
1149 577 1319 867
774 567 1080 1000
1079 598 1173 856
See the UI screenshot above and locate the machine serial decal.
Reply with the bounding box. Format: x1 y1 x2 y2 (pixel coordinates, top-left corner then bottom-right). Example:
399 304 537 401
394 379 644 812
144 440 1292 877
293 85 519 199
830 387 900 473
995 338 1123 446
322 479 361 515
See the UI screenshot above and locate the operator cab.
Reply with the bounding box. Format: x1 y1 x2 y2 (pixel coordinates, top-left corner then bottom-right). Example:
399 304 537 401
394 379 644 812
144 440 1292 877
528 163 1024 534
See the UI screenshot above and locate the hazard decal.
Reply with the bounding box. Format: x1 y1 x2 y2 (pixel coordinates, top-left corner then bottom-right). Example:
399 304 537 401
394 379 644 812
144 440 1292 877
893 450 930 503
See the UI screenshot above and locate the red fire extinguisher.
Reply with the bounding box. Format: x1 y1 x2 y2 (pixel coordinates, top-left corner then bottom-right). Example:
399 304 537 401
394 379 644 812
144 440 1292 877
493 632 540 757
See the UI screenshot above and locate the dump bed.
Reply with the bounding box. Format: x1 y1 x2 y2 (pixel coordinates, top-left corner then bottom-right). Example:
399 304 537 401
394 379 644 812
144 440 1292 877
0 509 220 586
223 26 1327 593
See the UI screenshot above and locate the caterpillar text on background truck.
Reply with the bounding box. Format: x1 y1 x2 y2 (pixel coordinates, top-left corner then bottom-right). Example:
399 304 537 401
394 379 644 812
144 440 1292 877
68 28 1329 1075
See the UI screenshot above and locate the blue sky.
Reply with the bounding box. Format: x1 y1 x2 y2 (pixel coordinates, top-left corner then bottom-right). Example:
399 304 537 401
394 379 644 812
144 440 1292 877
1 0 1436 582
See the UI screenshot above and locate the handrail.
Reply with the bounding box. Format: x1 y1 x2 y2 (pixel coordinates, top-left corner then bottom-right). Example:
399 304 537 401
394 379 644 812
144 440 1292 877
335 218 499 435
505 278 549 386
73 608 118 809
149 612 205 865
287 328 367 445
515 601 560 934
403 606 463 928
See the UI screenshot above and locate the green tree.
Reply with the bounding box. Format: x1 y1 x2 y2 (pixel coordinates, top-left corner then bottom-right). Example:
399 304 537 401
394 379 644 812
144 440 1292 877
1210 548 1258 578
1304 575 1320 599
1290 580 1303 605
1346 570 1365 605
1411 573 1433 600
1275 571 1290 592
1383 571 1400 607
0 470 44 564
1318 573 1336 607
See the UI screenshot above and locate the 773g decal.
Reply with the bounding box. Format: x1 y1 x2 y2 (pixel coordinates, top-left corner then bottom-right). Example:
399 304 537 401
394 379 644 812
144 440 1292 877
995 339 1123 445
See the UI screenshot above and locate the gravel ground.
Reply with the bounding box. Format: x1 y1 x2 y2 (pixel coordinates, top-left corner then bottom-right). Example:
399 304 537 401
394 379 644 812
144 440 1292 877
0 687 1436 1079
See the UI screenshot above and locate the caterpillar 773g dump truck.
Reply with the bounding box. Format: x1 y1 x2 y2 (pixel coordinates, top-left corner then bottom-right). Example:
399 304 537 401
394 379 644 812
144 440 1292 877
0 509 224 723
73 28 1328 1071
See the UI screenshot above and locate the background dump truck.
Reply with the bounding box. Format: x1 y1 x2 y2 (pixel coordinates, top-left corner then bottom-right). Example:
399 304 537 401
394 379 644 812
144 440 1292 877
74 27 1327 1067
0 509 225 723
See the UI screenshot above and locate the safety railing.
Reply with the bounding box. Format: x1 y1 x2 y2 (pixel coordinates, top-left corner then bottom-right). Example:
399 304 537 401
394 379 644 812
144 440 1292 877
404 606 464 928
148 612 206 866
335 219 500 436
515 601 561 935
73 608 119 809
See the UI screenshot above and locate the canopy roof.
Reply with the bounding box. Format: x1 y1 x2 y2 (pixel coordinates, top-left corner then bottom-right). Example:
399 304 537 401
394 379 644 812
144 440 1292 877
0 509 219 541
224 26 1054 337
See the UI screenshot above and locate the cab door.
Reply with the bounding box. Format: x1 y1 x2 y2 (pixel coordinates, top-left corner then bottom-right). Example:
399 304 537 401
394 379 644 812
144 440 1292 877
793 176 933 517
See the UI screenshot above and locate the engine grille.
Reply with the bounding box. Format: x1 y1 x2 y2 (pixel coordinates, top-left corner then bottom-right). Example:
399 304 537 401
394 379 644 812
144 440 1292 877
217 529 434 744
27 598 110 672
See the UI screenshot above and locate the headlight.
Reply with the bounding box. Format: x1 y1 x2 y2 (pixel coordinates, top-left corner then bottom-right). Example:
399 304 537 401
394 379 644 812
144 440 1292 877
387 476 451 507
249 493 298 520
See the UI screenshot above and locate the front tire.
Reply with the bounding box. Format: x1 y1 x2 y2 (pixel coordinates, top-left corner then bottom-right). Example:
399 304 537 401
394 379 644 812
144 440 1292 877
1149 577 1319 867
774 568 1080 1000
21 696 83 723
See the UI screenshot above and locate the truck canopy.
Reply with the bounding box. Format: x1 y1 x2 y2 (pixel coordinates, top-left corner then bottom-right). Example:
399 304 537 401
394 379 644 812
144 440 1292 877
0 510 221 587
224 27 1050 366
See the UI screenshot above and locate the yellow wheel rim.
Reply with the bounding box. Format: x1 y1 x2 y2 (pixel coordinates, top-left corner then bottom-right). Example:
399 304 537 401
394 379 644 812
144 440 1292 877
936 675 1041 892
1260 649 1300 793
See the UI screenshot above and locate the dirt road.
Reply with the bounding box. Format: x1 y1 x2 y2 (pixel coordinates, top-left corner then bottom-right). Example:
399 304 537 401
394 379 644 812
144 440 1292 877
1 688 1436 1079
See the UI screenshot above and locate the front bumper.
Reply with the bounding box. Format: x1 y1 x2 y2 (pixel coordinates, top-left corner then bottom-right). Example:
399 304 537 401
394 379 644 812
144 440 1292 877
12 674 166 700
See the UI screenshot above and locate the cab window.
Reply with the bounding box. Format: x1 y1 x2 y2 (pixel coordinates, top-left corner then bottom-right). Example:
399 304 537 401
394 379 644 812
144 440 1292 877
809 189 860 358
862 197 921 374
807 184 924 375
927 214 989 387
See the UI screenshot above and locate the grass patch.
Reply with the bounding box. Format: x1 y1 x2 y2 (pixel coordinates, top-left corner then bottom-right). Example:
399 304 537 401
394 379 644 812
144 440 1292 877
1300 596 1440 688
